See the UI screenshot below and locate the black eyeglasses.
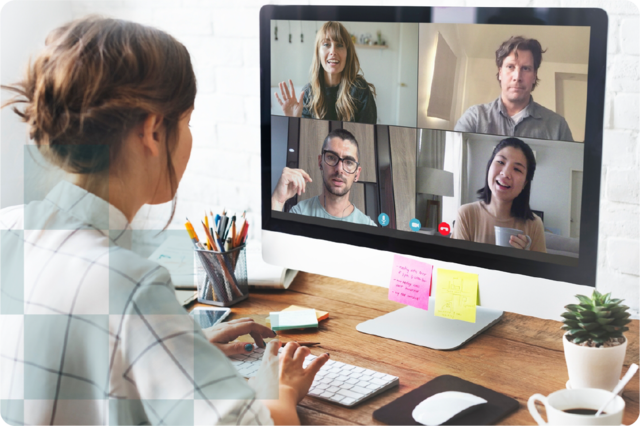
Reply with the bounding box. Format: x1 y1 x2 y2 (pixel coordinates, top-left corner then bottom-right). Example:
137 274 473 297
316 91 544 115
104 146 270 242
322 150 359 174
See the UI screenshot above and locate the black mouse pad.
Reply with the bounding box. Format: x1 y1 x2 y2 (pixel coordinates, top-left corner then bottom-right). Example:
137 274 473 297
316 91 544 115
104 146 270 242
373 375 519 425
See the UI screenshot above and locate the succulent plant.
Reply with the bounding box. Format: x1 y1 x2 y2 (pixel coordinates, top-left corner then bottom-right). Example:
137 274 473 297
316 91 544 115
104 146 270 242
561 290 631 347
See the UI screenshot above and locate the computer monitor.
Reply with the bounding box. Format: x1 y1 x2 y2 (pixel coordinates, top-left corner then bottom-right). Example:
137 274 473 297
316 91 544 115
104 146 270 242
260 5 607 321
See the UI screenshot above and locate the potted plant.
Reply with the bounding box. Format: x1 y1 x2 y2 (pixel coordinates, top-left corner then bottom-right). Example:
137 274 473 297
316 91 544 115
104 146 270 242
561 290 631 391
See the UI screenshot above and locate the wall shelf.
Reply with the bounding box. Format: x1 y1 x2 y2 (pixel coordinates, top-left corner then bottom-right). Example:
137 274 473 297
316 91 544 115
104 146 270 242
354 44 389 49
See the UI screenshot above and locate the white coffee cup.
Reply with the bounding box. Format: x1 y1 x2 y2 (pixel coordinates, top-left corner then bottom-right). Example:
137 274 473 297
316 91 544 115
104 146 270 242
495 226 531 249
528 388 625 425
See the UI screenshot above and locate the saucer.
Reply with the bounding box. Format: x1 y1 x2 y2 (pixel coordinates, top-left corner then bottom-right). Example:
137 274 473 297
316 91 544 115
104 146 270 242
566 380 624 395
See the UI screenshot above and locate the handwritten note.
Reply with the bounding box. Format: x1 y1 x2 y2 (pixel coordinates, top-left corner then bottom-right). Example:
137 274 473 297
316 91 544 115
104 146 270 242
434 269 479 323
388 255 433 310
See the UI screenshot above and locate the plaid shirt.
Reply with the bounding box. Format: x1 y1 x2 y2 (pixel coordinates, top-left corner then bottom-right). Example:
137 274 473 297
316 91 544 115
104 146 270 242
0 181 273 425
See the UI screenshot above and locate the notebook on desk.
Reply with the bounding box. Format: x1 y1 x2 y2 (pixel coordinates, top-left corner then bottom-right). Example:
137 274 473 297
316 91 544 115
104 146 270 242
175 289 197 306
149 235 197 290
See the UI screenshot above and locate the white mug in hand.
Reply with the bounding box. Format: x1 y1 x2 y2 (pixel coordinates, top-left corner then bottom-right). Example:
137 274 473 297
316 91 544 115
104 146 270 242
495 226 531 250
528 388 624 425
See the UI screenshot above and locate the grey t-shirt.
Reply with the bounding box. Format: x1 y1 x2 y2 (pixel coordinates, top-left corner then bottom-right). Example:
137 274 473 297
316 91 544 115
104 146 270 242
454 96 574 142
290 195 377 226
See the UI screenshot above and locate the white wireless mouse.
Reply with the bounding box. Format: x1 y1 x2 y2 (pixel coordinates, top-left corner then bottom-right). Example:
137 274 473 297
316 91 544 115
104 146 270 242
412 391 488 425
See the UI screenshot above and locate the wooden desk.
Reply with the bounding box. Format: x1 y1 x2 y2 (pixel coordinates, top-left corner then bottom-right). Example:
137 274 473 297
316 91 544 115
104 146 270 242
199 272 640 425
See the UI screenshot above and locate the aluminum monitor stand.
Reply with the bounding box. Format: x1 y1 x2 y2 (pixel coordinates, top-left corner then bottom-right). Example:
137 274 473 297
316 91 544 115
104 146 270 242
356 298 503 350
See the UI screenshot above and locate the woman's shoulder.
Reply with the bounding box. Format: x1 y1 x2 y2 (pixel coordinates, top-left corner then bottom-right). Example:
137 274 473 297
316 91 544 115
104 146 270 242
350 76 373 93
458 201 484 216
529 212 545 230
111 250 181 314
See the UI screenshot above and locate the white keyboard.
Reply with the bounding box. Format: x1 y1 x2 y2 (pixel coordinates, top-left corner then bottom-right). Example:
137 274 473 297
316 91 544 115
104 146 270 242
229 346 399 407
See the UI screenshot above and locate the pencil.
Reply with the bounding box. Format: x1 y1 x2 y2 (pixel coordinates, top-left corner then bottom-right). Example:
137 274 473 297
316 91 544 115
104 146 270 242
231 219 237 248
214 229 225 252
283 342 320 347
235 218 248 247
233 217 245 247
201 221 216 251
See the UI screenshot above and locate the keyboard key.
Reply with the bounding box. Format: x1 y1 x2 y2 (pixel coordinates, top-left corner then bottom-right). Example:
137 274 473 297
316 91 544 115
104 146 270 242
320 391 335 398
342 397 356 405
350 385 372 395
337 389 362 400
329 394 345 402
328 386 340 393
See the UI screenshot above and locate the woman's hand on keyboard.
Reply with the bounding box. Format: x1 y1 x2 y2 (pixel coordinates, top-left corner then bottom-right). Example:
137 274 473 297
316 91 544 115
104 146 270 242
279 342 330 403
203 318 277 356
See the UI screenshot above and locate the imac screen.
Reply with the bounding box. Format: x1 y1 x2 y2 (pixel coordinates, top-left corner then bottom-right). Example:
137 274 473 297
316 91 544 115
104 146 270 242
261 6 607 286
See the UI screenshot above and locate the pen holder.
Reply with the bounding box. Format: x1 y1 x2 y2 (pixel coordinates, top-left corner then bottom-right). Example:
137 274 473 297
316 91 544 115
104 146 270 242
195 244 248 306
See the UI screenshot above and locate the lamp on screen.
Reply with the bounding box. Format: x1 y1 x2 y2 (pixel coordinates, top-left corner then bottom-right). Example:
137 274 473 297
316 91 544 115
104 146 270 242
417 167 454 229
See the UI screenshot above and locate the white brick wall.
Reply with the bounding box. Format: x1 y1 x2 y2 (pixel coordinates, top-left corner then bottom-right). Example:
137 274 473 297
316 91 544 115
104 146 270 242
7 0 639 311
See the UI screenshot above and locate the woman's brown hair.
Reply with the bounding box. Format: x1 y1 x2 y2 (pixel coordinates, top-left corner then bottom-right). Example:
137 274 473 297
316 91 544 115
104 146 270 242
2 16 196 222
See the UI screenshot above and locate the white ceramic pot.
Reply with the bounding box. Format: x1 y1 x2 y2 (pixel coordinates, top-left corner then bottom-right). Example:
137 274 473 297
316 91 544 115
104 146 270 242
563 333 627 391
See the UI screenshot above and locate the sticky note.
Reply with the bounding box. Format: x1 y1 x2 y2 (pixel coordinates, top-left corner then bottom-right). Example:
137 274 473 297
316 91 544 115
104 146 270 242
388 255 433 310
282 305 329 321
434 269 479 323
269 309 318 331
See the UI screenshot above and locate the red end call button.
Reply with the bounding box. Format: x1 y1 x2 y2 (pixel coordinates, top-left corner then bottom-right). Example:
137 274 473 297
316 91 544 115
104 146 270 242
438 222 451 236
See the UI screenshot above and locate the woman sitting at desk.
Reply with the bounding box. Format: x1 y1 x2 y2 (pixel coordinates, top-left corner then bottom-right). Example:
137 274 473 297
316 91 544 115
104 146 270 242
275 21 377 124
1 16 327 426
452 137 546 252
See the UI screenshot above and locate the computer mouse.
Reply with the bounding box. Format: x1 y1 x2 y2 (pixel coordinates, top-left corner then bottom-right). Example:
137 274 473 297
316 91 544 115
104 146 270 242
411 391 488 425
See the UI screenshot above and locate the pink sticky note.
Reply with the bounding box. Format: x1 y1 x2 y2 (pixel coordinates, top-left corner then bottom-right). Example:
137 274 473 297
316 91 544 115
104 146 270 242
388 255 433 310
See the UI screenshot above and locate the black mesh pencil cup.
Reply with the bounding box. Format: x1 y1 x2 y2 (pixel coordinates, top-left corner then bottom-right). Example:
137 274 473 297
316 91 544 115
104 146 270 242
195 244 248 306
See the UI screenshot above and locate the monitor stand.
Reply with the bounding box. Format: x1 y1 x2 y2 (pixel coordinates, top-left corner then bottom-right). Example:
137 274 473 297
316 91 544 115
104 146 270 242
356 298 503 350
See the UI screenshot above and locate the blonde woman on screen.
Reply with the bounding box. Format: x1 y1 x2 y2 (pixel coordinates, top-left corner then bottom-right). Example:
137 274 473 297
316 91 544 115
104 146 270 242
1 16 327 426
275 21 377 124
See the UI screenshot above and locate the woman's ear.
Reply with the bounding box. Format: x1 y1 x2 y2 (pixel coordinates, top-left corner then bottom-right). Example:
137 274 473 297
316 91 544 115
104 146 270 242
138 114 164 157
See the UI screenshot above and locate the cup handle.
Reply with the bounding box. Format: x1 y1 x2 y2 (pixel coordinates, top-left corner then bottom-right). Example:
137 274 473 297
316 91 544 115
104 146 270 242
527 394 548 425
525 234 532 250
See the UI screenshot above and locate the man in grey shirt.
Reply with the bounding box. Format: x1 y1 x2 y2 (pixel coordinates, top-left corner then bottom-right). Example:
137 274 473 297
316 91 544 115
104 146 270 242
455 36 574 142
271 128 376 226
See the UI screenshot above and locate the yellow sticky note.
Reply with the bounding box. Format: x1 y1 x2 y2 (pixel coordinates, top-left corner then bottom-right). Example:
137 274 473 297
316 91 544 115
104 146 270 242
282 305 329 321
434 269 478 323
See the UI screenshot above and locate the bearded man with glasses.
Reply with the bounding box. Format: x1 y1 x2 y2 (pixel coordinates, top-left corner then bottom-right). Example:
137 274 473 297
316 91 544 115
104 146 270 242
271 128 376 226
